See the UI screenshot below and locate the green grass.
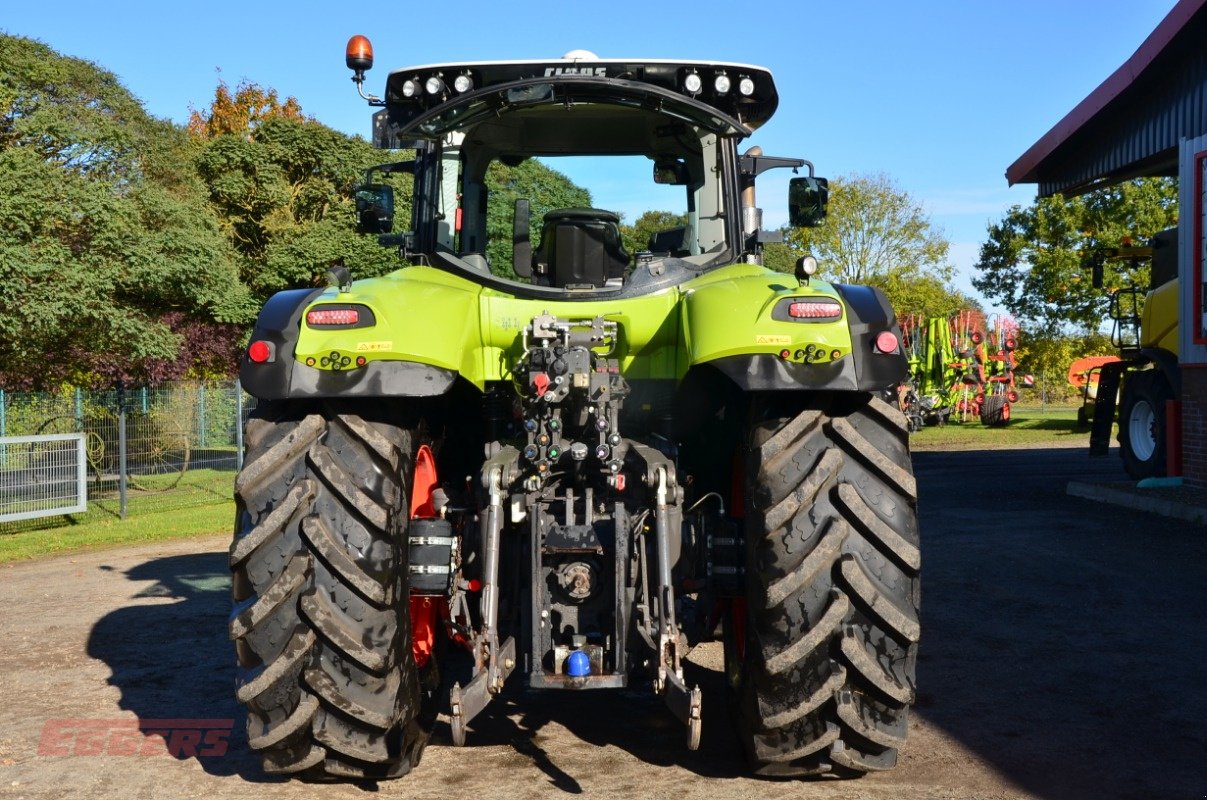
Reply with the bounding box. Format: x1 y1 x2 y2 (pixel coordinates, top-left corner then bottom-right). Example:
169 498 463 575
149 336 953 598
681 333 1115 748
908 404 1089 450
0 409 1090 562
0 468 235 562
0 501 232 562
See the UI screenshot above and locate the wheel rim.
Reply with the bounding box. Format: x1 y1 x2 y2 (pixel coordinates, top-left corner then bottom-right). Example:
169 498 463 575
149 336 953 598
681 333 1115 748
1128 399 1157 462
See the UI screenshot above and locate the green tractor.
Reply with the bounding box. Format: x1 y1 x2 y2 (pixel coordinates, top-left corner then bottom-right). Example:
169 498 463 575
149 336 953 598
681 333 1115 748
229 38 920 781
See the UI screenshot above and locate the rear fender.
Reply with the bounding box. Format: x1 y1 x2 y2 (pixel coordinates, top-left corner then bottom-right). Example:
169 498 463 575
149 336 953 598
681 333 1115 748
241 269 476 400
680 267 905 391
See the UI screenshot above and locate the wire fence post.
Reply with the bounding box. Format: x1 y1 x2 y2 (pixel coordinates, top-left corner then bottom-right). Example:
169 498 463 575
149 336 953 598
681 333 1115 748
0 388 6 468
198 384 207 449
74 387 83 430
235 379 245 472
117 382 128 520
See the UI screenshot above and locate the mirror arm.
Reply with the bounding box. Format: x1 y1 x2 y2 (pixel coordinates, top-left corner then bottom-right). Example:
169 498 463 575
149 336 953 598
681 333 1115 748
740 155 808 179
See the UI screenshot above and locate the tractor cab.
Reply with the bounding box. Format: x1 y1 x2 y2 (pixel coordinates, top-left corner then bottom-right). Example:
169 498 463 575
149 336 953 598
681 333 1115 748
345 40 827 295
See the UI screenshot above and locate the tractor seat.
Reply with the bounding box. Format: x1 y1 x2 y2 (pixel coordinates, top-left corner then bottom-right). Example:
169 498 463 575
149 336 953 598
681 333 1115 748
535 208 629 288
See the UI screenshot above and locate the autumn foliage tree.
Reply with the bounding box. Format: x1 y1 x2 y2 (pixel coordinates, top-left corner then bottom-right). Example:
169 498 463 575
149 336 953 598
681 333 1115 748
188 79 406 299
187 77 305 139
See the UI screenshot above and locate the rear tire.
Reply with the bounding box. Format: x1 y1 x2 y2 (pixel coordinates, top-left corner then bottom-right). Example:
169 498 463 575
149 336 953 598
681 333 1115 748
1118 370 1171 479
980 394 1009 427
734 394 920 776
230 400 434 780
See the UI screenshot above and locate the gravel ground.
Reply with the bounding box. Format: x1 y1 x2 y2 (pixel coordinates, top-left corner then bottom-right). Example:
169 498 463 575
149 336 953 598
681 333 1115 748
0 445 1203 800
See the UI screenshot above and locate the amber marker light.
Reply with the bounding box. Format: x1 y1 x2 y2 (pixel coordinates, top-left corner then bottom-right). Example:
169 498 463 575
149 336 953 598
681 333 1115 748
345 35 373 73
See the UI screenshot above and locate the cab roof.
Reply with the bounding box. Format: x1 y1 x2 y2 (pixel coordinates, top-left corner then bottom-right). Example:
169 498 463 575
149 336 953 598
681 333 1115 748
380 56 779 138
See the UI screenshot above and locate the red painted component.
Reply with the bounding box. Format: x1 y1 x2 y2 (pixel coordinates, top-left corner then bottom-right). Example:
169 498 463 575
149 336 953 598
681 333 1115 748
533 372 550 398
615 473 626 491
467 579 482 592
408 446 445 667
410 596 438 668
410 444 439 518
455 207 463 231
247 340 273 363
778 349 791 359
355 355 367 367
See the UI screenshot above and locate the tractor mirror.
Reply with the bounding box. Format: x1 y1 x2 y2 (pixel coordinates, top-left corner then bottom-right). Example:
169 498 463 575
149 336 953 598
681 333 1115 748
788 176 828 227
653 156 690 186
355 184 394 234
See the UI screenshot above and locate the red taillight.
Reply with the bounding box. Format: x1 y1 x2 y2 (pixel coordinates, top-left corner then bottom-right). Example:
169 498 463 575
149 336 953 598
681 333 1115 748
247 340 274 363
788 301 842 319
874 331 899 353
307 307 360 326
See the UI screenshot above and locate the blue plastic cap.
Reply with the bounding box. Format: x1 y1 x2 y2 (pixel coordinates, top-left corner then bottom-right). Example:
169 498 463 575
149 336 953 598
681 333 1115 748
566 650 591 677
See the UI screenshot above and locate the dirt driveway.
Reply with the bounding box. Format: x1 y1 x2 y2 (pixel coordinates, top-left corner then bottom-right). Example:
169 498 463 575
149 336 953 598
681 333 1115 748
0 445 1203 800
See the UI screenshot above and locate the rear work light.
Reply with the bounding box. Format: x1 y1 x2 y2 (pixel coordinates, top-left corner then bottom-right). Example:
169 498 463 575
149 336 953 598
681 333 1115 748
787 300 842 320
305 304 375 328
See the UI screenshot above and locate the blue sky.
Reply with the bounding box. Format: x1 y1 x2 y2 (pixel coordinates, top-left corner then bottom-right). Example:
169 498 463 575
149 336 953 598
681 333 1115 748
3 0 1178 308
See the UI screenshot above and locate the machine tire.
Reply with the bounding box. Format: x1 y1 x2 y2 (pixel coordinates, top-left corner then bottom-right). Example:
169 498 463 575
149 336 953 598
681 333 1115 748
230 400 434 780
980 395 1009 427
1118 370 1171 479
733 394 920 776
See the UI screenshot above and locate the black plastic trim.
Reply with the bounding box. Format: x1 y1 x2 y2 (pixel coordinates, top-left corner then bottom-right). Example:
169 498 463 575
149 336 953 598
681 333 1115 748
832 283 908 390
285 360 456 398
1138 347 1182 393
240 288 323 400
710 354 858 391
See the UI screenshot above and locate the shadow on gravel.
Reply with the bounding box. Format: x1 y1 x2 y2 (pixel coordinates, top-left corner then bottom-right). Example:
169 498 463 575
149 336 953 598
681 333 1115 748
434 652 747 791
913 446 1207 800
85 552 261 780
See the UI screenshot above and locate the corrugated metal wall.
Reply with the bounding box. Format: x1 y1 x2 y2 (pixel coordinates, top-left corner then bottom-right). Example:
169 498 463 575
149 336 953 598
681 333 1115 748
1037 38 1207 197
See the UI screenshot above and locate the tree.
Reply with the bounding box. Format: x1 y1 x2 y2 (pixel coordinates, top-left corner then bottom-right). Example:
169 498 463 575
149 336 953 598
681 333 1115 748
484 159 592 280
1014 329 1114 403
619 210 688 256
187 76 305 139
190 90 407 299
782 172 951 285
873 273 980 321
972 178 1178 331
765 173 965 317
0 34 253 389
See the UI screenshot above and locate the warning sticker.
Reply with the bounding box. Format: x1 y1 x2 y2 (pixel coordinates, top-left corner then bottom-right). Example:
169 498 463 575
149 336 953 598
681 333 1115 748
355 341 394 352
755 335 791 345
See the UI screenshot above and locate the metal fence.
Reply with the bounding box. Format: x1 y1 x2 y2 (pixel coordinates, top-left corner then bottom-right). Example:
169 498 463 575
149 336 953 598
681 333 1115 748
0 434 87 523
0 380 255 531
